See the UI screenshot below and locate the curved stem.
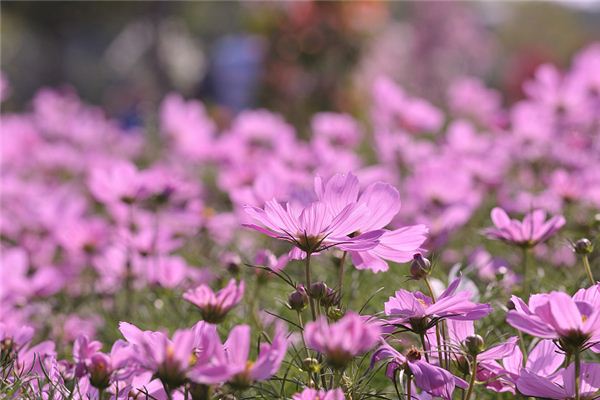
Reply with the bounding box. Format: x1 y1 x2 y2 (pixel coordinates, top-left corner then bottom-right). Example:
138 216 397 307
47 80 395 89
464 355 477 400
423 276 437 302
419 333 430 363
583 255 595 285
305 254 317 321
423 277 444 367
392 369 402 400
575 350 581 400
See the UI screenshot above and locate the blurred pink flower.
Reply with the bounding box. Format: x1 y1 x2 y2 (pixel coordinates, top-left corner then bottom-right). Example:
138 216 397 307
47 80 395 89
484 207 565 248
183 279 245 323
304 312 380 369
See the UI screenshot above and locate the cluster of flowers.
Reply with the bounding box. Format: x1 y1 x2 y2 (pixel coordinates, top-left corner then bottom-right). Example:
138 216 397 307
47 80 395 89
1 43 599 399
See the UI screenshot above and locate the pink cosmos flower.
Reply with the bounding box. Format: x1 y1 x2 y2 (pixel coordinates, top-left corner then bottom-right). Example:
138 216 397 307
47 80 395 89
479 339 564 394
223 324 288 388
292 388 345 400
183 279 245 323
314 173 428 272
484 207 565 247
119 321 231 390
372 342 467 400
160 93 215 160
244 198 384 258
304 312 381 369
517 362 600 399
384 277 491 334
506 288 600 354
427 320 520 393
88 160 145 205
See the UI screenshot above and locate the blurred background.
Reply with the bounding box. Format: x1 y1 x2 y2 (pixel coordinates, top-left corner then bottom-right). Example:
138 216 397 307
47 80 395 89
2 1 600 127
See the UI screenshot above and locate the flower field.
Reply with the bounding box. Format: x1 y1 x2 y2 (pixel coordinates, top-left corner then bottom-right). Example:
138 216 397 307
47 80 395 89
1 18 600 400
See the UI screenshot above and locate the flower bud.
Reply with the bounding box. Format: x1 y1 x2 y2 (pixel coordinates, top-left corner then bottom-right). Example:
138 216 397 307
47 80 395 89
309 282 328 300
320 287 338 308
288 286 308 312
88 353 111 389
327 307 344 321
464 335 485 356
410 254 431 280
506 300 515 310
302 357 321 373
406 347 422 362
574 238 593 255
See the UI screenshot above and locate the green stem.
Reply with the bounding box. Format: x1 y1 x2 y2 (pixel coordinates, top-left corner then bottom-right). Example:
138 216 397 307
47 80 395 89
575 351 581 400
583 255 595 285
522 247 531 298
419 333 430 363
423 277 444 368
465 355 477 400
305 254 317 321
435 324 444 369
393 369 402 400
338 251 347 297
518 330 528 365
406 375 412 400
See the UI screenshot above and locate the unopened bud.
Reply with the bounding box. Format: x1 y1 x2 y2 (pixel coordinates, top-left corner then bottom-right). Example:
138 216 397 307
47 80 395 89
410 254 431 280
309 282 328 300
302 357 321 373
327 307 344 321
320 287 338 308
89 353 111 389
464 335 485 356
288 286 308 312
406 347 422 362
574 238 593 255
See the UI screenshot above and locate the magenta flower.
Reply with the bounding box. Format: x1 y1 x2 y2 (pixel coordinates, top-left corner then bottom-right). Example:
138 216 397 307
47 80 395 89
384 278 491 334
159 93 215 160
484 207 565 247
506 289 600 354
183 279 245 323
315 173 428 272
118 321 233 390
517 362 600 399
292 388 345 400
304 312 381 369
372 342 467 400
223 324 288 388
479 339 564 394
244 199 383 258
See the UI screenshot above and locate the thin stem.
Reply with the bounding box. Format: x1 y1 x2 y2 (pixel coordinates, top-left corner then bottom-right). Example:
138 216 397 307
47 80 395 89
435 324 444 369
297 312 311 359
522 247 530 298
423 277 444 368
419 333 430 363
337 251 347 297
98 388 104 400
423 276 437 302
575 351 581 400
464 355 477 400
583 255 595 285
393 369 402 400
518 330 528 365
305 254 317 321
406 375 412 400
